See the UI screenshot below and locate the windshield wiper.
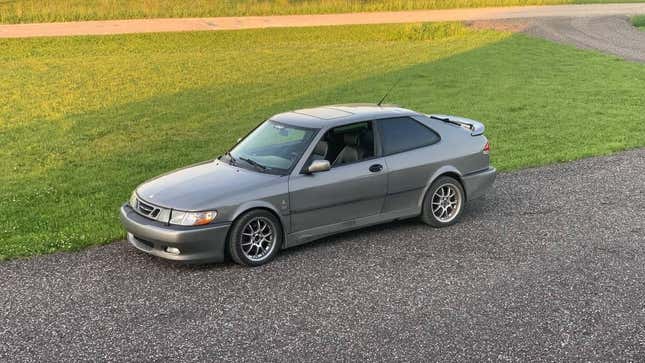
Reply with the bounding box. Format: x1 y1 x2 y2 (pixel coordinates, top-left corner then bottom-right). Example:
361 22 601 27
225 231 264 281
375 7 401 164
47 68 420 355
223 151 237 165
239 157 267 171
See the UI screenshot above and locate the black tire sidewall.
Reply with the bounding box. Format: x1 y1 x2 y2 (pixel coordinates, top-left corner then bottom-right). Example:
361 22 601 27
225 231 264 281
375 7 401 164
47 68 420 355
228 210 283 267
422 176 465 227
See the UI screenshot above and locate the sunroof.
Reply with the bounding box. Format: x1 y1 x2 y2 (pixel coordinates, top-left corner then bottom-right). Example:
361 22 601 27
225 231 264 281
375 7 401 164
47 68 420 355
293 107 353 120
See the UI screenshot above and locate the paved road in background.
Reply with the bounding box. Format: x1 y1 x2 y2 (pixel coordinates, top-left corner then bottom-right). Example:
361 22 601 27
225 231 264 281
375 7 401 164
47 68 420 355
1 149 643 361
1 3 645 38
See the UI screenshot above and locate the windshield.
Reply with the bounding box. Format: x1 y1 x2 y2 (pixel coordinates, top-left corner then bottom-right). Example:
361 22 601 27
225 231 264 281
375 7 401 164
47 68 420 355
227 120 318 174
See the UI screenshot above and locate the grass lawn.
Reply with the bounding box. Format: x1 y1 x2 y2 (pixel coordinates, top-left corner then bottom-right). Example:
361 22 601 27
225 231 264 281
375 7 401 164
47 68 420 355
1 23 645 260
633 15 645 29
1 0 645 23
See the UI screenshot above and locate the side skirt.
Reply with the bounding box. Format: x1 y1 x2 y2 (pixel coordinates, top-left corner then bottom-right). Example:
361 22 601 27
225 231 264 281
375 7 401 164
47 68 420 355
284 208 420 248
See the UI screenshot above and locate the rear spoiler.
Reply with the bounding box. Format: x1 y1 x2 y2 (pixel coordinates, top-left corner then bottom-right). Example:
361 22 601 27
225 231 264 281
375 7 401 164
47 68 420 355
428 114 485 136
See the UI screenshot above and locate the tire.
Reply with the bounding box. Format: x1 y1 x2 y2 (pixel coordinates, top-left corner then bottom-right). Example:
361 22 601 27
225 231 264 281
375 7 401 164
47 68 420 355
421 176 465 228
227 209 283 267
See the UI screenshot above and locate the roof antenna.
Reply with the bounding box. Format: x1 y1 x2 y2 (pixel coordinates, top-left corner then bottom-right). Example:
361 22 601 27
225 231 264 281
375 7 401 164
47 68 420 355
377 77 403 106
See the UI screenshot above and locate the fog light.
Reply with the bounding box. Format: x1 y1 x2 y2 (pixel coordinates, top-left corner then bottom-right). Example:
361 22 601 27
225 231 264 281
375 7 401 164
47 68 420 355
165 247 181 255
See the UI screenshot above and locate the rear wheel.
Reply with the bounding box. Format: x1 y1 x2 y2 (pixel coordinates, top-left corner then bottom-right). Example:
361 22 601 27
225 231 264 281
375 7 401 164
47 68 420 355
421 176 465 228
228 210 282 267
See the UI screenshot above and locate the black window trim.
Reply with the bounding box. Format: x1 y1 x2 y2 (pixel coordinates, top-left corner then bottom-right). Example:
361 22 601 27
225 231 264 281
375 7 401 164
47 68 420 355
374 116 442 157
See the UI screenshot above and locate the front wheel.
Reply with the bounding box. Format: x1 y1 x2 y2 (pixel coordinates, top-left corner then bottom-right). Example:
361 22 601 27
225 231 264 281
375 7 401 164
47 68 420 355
421 176 465 228
228 210 282 266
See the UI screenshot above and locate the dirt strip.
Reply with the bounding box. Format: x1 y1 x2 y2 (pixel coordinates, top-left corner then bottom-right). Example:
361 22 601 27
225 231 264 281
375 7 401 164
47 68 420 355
1 3 645 38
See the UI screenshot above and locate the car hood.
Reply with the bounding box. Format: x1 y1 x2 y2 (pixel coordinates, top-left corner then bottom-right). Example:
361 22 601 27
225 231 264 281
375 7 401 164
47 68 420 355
136 160 280 211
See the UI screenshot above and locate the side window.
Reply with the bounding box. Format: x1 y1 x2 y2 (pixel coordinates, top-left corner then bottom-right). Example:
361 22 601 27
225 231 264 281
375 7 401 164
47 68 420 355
308 121 375 168
377 117 440 155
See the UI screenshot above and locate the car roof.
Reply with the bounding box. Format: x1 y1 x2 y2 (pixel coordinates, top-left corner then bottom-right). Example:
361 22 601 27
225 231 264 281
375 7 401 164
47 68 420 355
269 103 421 129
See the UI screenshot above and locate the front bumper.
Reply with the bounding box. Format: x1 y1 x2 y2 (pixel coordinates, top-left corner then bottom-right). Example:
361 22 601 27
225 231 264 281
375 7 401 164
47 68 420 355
120 204 230 263
463 167 496 201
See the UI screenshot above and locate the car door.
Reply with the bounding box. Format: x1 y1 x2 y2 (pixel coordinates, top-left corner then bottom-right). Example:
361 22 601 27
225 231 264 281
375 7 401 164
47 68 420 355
288 122 387 232
288 158 388 232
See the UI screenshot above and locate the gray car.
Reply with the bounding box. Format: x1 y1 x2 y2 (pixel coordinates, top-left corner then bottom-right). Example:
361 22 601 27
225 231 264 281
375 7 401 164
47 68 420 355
120 104 496 266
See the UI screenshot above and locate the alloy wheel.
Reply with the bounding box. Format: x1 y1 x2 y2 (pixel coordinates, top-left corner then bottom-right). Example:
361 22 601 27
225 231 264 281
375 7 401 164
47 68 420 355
431 183 462 223
240 217 277 262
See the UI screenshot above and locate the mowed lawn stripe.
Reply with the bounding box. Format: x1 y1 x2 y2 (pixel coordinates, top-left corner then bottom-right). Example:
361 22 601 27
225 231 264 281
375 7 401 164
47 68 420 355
1 22 644 260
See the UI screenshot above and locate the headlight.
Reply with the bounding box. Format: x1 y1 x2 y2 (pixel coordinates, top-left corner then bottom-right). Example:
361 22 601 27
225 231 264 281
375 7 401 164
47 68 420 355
129 192 138 208
169 210 217 226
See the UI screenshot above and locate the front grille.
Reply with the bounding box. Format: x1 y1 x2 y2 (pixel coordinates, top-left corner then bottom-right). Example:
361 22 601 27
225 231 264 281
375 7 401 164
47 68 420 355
133 196 169 223
137 200 154 214
137 200 159 217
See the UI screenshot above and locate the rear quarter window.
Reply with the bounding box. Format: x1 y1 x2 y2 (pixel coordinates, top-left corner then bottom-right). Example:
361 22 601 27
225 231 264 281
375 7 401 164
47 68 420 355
377 117 440 155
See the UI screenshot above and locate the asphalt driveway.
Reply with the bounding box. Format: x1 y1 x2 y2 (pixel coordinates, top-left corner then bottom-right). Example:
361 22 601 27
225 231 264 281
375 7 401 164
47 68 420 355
1 148 644 361
472 15 645 63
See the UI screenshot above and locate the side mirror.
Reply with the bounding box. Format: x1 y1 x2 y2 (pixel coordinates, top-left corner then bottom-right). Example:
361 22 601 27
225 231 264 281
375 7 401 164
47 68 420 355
307 160 330 174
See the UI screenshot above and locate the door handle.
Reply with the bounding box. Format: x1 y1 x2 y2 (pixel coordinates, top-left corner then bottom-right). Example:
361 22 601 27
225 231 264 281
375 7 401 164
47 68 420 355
369 164 383 173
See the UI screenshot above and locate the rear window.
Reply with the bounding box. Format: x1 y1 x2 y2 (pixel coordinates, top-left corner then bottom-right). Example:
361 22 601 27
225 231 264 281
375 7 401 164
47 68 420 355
377 117 440 155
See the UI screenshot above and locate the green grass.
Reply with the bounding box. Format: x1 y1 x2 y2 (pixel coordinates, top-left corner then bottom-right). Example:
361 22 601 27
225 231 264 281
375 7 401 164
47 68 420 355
2 22 645 260
1 0 645 24
633 15 645 29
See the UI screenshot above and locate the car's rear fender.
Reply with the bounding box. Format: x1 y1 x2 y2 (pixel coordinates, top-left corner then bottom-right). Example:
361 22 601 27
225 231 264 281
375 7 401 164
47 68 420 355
418 165 464 208
416 114 491 175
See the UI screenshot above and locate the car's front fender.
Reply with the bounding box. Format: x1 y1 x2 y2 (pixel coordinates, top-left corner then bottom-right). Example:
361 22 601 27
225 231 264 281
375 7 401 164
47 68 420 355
230 199 292 240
